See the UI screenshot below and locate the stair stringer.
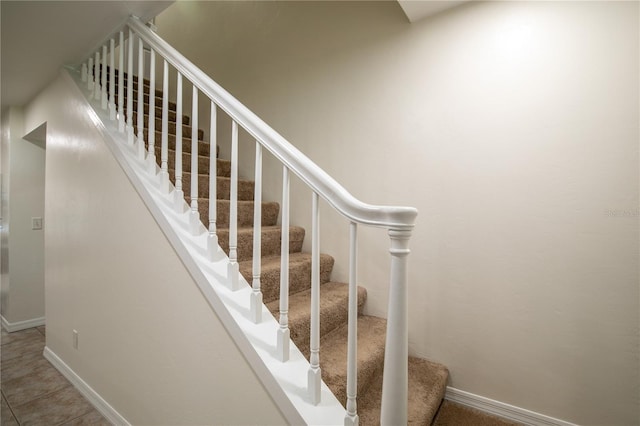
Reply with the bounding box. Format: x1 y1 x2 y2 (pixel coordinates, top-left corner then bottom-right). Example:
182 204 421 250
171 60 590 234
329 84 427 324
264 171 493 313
65 68 346 425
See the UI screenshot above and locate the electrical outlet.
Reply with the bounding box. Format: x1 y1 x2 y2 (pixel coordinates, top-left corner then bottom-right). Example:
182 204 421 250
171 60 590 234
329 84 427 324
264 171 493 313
73 329 79 349
32 217 43 230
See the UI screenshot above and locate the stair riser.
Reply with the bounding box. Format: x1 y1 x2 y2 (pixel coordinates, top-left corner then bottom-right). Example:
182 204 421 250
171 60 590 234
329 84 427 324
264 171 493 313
281 285 367 357
115 93 177 111
135 122 204 141
98 68 154 92
142 130 210 155
218 226 305 262
133 112 201 139
241 254 334 304
114 81 163 98
100 79 164 99
322 317 388 409
194 200 280 228
162 150 230 177
120 104 188 124
95 67 156 92
179 174 254 201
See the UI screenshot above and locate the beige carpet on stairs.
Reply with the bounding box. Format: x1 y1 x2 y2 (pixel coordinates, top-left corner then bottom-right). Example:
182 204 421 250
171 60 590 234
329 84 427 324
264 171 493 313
113 72 520 426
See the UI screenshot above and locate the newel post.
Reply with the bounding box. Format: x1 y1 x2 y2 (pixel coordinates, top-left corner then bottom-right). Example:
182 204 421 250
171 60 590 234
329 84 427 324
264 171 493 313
380 228 411 426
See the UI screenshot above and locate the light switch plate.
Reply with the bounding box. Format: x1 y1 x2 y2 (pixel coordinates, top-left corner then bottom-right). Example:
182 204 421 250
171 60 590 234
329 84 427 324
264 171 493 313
32 217 43 230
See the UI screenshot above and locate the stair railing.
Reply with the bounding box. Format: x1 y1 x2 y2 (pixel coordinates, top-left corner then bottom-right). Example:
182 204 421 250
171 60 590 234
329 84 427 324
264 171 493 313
81 15 417 425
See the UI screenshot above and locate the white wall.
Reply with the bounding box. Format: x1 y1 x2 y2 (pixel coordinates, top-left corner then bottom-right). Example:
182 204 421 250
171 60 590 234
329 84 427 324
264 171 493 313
0 106 46 326
1 109 10 316
0 108 11 315
156 1 639 425
22 72 286 425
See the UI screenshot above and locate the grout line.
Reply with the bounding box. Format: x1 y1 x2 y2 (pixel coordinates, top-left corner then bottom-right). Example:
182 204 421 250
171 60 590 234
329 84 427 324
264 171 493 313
2 390 21 425
53 404 96 426
10 383 74 410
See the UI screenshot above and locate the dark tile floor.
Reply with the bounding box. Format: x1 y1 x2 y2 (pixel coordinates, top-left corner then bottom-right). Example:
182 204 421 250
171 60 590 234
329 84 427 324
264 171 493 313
1 326 110 425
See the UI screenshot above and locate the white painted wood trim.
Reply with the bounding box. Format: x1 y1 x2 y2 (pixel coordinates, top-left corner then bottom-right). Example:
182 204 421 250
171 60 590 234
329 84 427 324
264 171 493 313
44 346 130 426
1 315 45 332
445 387 579 426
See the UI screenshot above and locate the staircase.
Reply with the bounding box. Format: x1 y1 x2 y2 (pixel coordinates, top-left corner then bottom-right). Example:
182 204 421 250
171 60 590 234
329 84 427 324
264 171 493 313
112 71 450 424
83 18 449 425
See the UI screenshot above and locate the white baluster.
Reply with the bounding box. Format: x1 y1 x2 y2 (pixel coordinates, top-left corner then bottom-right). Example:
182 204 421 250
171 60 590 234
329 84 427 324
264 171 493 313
277 166 290 362
147 49 156 174
101 45 108 110
250 142 262 323
81 63 87 83
109 39 116 120
126 30 134 144
118 31 125 132
136 37 145 160
160 59 170 193
345 222 359 426
380 229 411 426
228 121 240 290
87 57 93 91
189 86 200 235
207 101 218 258
308 191 321 404
174 72 184 211
94 51 100 100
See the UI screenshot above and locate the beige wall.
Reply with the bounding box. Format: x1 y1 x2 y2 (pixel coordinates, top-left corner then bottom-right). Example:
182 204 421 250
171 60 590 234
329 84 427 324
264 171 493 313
157 1 639 424
0 106 46 325
22 72 285 425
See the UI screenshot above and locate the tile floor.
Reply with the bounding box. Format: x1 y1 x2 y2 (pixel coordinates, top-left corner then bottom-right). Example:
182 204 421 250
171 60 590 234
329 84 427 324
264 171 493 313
1 326 110 425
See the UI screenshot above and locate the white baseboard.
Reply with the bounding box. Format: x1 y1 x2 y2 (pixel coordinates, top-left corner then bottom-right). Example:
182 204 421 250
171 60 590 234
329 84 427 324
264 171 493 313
1 315 45 332
445 387 578 426
43 346 130 426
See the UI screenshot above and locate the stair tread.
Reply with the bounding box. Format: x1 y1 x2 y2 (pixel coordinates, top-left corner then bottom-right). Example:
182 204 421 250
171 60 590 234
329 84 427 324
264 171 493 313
136 123 204 140
163 149 223 158
132 112 201 135
179 172 251 182
319 315 388 406
266 282 367 356
197 198 278 206
357 356 449 426
121 103 190 122
218 225 305 262
239 252 334 303
164 153 229 176
239 251 333 273
143 128 208 143
217 224 304 234
144 130 211 155
180 172 255 187
180 173 254 200
191 199 279 227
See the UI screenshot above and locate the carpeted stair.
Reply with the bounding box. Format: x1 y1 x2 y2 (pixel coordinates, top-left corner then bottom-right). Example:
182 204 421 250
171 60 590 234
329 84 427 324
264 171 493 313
111 71 450 424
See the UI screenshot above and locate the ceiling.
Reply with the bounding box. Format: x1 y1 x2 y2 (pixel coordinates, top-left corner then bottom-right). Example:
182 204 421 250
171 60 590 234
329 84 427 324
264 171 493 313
0 1 173 112
397 1 469 23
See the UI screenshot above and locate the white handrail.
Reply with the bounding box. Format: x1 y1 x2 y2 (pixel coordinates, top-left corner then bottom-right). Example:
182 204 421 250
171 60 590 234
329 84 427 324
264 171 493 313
127 16 417 231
